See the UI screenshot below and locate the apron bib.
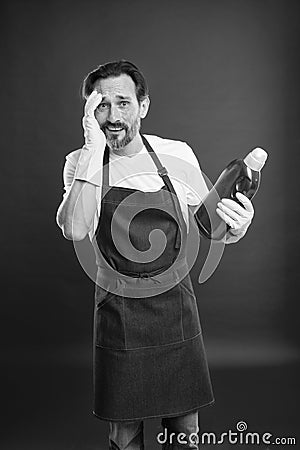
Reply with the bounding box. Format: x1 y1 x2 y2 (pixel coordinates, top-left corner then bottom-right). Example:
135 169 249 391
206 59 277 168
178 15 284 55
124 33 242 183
91 135 214 421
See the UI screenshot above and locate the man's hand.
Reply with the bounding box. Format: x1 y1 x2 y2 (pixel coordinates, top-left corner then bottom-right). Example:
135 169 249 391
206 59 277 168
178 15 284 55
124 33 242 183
82 90 106 152
216 192 254 236
74 90 107 187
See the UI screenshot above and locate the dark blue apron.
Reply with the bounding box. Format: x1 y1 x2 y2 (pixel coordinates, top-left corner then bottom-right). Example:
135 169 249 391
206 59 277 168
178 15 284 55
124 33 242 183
91 135 214 422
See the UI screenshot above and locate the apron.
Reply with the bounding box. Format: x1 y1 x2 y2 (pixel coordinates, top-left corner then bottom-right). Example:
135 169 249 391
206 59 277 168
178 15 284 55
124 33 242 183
91 135 214 422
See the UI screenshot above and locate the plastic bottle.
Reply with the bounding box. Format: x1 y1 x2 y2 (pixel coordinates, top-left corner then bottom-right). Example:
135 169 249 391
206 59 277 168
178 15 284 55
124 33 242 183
194 147 268 240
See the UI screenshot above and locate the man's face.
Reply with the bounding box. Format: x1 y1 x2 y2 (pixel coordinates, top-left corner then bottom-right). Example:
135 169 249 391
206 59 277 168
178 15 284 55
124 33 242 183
93 74 149 150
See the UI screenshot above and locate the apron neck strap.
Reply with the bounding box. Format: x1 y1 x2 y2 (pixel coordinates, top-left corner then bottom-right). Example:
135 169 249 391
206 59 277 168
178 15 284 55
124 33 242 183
141 135 186 248
141 135 176 195
103 145 110 186
141 135 169 178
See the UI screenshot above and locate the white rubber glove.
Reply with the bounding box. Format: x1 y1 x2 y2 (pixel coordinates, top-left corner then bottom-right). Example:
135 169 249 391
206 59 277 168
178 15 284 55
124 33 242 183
74 90 106 186
216 192 254 236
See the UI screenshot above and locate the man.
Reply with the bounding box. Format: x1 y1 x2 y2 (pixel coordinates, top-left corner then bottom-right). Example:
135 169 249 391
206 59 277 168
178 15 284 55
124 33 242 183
56 60 254 450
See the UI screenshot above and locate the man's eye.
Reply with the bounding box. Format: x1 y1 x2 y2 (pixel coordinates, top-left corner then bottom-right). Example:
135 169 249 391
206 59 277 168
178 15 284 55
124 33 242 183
98 103 108 109
120 101 129 107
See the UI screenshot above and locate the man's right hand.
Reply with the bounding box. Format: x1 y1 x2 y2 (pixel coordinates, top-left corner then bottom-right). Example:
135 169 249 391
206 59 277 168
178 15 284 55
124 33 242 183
82 90 106 152
74 90 107 187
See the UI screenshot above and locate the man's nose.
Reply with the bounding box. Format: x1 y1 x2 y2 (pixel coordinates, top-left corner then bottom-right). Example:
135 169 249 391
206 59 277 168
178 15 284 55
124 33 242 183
108 105 122 123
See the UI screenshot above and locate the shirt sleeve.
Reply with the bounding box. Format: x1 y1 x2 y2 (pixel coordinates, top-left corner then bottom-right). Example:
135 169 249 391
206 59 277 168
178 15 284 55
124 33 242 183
61 149 81 201
60 149 101 240
182 143 210 206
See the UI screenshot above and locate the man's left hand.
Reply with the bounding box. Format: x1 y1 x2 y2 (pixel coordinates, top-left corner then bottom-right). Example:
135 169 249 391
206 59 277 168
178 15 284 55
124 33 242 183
216 192 254 235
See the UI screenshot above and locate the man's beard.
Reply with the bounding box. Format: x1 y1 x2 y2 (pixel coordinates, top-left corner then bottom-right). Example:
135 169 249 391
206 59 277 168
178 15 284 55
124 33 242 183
101 117 141 151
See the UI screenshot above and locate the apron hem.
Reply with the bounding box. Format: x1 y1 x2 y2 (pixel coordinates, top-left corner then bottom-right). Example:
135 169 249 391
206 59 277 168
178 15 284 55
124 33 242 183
92 399 215 422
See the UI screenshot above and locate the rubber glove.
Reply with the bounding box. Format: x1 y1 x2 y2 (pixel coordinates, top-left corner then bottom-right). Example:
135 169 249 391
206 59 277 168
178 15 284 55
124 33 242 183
216 192 254 237
74 90 106 186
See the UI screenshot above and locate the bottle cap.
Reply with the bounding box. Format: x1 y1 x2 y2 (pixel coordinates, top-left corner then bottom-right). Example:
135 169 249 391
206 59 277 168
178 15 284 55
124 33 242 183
244 147 268 171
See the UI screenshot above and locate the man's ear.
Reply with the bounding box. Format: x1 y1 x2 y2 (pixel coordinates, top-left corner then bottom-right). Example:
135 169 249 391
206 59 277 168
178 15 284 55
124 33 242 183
139 96 150 119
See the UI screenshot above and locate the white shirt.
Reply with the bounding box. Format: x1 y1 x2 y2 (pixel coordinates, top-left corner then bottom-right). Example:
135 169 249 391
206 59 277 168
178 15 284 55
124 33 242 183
60 134 210 242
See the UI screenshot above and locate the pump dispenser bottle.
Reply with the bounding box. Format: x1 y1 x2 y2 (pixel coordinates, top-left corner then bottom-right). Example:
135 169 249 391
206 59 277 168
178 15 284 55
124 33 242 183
194 148 268 240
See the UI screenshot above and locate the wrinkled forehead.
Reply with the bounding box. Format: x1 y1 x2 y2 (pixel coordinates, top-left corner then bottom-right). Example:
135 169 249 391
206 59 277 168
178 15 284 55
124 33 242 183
93 74 138 101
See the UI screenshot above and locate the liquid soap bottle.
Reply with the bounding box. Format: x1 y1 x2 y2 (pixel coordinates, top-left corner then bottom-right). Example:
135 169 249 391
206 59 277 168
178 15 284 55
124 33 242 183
194 147 268 240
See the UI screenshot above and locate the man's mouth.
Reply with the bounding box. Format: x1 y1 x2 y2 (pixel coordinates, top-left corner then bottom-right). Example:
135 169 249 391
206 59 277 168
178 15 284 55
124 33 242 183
106 126 125 133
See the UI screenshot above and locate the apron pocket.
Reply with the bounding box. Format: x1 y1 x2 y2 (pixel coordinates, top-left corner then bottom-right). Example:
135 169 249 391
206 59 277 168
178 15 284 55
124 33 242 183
123 283 184 349
94 293 126 349
179 275 202 339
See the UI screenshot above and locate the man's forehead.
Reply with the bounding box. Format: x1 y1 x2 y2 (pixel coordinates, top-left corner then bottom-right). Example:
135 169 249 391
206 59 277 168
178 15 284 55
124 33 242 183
93 74 136 99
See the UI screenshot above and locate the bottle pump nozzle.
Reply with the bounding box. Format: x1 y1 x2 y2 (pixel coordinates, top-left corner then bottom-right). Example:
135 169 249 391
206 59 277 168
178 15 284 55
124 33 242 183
244 147 268 172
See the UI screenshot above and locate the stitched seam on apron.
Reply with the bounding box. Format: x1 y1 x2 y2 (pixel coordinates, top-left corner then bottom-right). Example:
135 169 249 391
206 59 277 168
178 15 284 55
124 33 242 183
95 293 115 311
122 297 127 350
180 292 184 341
180 281 196 299
94 331 202 351
92 400 215 422
101 199 173 206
